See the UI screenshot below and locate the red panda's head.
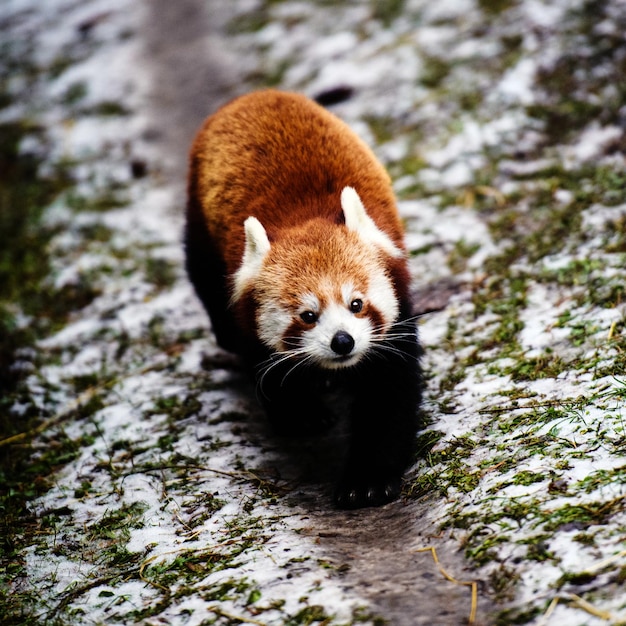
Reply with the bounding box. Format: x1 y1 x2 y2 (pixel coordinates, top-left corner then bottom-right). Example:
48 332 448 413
232 187 404 370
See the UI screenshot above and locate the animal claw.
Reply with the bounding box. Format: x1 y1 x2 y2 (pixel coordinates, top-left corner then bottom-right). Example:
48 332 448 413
334 476 401 509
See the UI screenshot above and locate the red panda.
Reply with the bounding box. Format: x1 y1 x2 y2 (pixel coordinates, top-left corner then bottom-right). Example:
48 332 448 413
185 90 423 509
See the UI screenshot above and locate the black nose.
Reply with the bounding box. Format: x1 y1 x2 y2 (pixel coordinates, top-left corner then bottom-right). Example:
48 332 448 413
331 330 355 356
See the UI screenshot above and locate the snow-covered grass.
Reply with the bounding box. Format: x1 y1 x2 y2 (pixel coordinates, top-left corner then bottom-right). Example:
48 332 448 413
1 0 625 625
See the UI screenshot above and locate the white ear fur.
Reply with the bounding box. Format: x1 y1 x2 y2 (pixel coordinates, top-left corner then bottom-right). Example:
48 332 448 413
232 216 271 302
340 186 403 258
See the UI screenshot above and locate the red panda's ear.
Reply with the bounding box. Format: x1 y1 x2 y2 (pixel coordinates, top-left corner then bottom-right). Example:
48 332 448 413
340 186 403 258
232 217 271 302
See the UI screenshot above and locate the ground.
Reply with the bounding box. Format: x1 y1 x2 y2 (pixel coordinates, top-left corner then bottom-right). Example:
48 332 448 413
1 0 625 625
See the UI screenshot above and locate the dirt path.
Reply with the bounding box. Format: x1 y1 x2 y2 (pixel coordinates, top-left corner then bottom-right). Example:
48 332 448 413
304 504 483 625
140 3 489 624
143 0 241 184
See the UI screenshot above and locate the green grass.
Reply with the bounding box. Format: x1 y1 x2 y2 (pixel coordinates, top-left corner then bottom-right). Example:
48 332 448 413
0 113 85 624
0 122 72 392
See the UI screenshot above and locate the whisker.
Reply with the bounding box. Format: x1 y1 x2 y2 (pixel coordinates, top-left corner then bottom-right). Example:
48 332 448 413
255 343 313 398
370 331 416 342
366 318 420 363
369 343 417 362
369 318 418 343
370 316 420 334
279 351 318 386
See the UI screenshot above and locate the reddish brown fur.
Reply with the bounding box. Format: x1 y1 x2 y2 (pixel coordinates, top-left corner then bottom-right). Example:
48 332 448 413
189 93 406 257
258 222 373 307
187 90 412 348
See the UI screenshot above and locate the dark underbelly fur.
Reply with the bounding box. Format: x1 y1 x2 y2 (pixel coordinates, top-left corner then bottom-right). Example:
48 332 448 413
184 218 424 509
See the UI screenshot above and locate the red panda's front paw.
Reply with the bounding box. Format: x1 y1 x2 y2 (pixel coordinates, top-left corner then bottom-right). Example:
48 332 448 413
334 475 401 509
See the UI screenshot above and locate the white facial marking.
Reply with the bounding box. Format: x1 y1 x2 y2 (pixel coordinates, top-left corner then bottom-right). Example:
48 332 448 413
341 282 358 306
300 293 320 316
368 264 399 329
257 300 292 351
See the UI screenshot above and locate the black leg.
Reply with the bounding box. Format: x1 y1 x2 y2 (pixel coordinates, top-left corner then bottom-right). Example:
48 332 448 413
252 355 337 436
334 320 423 508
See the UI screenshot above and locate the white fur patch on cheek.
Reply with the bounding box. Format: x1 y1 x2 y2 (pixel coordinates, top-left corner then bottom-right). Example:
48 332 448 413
368 266 399 331
256 301 292 351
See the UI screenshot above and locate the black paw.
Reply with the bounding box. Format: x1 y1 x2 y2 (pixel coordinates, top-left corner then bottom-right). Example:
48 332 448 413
334 476 402 509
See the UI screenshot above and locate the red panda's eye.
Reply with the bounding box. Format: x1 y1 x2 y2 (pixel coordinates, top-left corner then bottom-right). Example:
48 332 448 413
300 310 318 324
350 299 363 314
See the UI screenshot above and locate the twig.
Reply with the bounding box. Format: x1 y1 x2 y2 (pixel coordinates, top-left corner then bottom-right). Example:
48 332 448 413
565 593 613 620
0 386 100 448
122 463 244 479
536 552 626 625
538 593 614 625
414 546 478 625
121 463 271 487
536 597 559 626
477 399 583 415
208 606 268 626
607 320 617 340
578 549 626 575
139 550 178 593
4 391 99 448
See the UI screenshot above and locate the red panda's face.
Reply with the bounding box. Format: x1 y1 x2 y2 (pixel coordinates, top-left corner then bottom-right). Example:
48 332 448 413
231 187 404 370
257 272 397 370
246 226 399 370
